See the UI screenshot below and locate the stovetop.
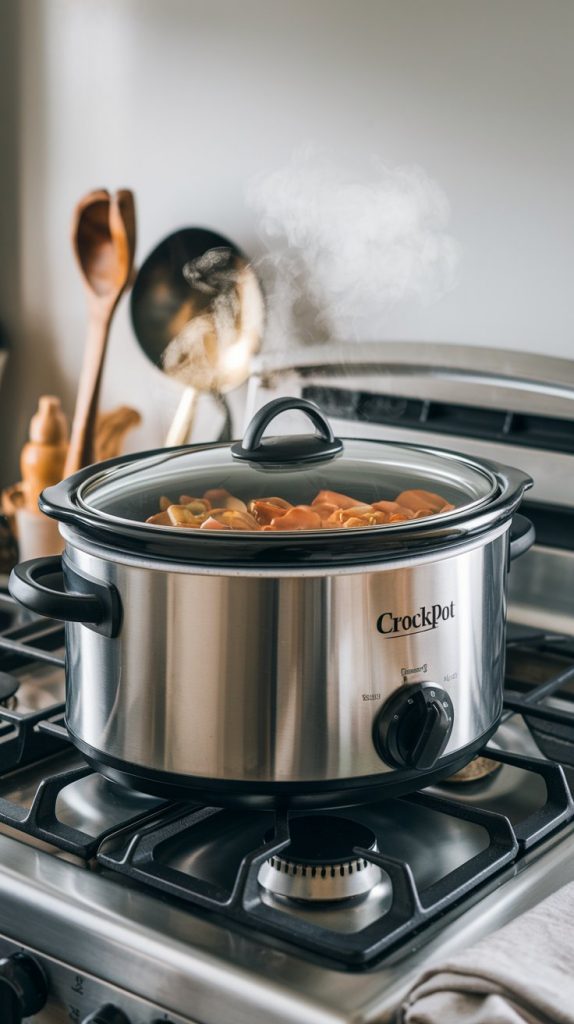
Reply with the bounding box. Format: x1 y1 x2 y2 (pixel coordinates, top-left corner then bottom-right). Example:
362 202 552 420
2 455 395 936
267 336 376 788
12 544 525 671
2 578 574 1022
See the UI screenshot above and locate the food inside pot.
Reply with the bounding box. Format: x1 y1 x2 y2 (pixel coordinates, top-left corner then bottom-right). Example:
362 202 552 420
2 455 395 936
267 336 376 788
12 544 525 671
145 487 455 531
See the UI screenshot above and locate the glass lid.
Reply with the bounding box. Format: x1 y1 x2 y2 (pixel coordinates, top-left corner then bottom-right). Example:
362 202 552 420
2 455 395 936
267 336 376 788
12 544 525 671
77 397 498 535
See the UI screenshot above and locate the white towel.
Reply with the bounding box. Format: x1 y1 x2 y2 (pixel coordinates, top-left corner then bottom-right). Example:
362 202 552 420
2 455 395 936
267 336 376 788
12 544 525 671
400 881 574 1024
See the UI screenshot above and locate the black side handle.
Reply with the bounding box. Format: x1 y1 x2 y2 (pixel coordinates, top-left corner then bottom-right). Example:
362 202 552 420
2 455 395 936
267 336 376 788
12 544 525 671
231 397 343 464
9 556 122 639
509 514 535 562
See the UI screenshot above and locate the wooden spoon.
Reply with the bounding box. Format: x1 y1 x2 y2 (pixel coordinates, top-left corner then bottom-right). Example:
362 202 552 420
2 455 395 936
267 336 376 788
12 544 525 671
63 189 136 476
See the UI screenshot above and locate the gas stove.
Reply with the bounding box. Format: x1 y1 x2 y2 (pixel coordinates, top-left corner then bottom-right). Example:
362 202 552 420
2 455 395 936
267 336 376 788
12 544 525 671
2 344 574 1024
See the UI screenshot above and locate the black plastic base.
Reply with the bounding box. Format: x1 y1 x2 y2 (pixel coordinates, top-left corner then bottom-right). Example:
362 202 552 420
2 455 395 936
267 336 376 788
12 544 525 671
70 722 500 809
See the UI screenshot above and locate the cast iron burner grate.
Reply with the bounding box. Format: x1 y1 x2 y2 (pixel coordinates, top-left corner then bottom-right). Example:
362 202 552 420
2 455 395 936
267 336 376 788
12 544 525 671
96 748 573 967
503 627 574 767
0 754 169 858
0 605 68 771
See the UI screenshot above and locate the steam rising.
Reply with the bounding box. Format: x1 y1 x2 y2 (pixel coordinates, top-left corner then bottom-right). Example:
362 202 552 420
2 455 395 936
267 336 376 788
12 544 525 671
247 152 461 346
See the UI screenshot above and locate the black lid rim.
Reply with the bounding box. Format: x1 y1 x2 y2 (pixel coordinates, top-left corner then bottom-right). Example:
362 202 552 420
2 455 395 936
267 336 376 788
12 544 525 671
39 439 532 568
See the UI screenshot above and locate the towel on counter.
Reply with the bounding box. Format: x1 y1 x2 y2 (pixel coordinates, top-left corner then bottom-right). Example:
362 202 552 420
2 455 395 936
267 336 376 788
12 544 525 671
400 881 574 1024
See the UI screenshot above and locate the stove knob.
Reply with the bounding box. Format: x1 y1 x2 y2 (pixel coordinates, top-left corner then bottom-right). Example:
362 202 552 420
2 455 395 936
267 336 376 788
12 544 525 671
374 684 454 770
0 952 48 1022
81 1007 131 1024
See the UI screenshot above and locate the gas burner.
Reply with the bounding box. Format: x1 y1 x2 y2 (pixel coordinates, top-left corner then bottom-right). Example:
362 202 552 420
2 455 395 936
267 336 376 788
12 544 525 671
445 755 503 784
0 671 18 708
258 815 385 903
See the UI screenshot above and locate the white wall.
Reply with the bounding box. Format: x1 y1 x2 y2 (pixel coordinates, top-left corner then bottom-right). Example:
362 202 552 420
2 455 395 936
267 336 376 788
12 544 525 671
1 0 573 485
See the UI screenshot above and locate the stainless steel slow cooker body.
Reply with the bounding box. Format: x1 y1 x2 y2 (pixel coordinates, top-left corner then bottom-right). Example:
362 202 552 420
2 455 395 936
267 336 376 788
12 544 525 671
9 398 534 807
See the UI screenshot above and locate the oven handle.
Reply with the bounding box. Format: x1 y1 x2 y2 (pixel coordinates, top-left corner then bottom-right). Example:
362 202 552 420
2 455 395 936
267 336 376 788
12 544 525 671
9 555 122 638
509 514 535 562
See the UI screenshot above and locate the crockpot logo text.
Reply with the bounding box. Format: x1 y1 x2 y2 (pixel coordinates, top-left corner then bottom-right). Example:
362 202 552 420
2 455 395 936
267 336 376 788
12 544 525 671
376 602 455 638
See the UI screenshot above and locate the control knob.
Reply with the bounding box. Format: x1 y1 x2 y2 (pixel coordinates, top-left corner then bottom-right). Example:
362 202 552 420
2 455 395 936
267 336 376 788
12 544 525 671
0 952 48 1023
81 1006 131 1024
374 683 454 770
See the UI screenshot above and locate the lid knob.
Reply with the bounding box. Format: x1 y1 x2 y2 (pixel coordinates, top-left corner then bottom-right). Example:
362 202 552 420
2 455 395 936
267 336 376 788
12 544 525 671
231 397 343 464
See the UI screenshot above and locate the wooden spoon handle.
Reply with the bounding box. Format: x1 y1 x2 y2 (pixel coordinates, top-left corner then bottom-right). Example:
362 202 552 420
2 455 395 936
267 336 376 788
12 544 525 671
165 387 198 446
63 306 113 476
65 188 136 478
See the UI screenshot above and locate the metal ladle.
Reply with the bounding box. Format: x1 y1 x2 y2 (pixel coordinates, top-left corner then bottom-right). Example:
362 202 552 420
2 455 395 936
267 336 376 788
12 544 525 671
130 228 264 445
